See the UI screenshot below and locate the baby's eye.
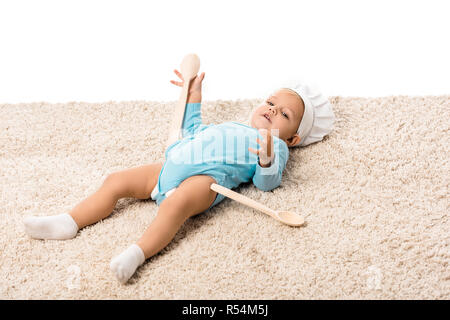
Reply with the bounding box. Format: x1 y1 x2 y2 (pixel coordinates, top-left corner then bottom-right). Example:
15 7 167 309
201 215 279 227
282 112 289 119
267 101 274 106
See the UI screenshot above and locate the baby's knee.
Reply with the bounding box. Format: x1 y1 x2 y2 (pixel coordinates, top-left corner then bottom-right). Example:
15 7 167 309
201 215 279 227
175 176 217 212
159 192 194 220
102 172 128 196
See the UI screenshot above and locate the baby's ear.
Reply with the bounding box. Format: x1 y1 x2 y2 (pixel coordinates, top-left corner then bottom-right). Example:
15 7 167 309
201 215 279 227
286 134 301 147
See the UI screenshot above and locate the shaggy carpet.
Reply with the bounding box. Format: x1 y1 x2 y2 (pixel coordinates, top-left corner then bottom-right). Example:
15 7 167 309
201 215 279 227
1 95 449 299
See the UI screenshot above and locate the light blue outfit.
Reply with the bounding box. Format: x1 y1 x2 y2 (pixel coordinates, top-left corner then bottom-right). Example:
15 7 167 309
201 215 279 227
151 103 289 209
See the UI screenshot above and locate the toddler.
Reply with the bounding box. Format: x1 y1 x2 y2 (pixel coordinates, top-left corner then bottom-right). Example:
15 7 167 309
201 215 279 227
23 69 335 283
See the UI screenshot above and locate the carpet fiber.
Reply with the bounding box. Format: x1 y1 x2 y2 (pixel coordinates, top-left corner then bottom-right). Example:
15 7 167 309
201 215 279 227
1 95 449 299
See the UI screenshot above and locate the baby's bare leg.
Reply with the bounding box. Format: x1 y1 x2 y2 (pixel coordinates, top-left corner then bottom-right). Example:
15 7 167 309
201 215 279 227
69 162 163 229
137 175 218 259
23 162 163 240
110 175 218 283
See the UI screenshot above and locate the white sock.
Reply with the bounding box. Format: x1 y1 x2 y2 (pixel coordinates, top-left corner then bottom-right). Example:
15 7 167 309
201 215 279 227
23 213 79 240
110 244 146 284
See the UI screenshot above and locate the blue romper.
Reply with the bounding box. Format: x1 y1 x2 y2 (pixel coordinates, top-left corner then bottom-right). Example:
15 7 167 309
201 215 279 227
151 103 289 209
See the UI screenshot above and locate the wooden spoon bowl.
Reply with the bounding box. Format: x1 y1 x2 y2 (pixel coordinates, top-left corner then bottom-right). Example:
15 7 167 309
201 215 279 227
275 211 305 227
180 53 200 82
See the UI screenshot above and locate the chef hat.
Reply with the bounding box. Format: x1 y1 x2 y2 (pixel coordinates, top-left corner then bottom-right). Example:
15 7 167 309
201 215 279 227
282 81 335 147
247 81 335 147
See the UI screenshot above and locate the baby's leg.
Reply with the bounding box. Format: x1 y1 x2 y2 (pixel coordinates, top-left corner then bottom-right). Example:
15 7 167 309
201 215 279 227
69 162 163 228
24 162 163 240
110 175 218 283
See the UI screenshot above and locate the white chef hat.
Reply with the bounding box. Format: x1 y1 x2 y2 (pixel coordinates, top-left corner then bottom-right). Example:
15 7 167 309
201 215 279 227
282 82 335 147
249 81 335 147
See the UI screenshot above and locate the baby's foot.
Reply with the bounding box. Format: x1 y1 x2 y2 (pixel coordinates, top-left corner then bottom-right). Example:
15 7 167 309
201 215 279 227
110 244 146 283
23 213 79 240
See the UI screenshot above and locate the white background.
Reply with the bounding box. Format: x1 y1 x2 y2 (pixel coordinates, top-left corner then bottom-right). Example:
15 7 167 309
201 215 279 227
0 0 449 103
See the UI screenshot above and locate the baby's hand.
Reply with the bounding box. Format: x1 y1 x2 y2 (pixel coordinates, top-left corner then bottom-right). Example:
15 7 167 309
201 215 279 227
248 129 274 167
170 69 205 95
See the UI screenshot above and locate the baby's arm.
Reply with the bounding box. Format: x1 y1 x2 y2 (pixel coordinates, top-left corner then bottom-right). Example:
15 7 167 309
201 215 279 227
252 150 288 191
250 130 289 191
170 69 206 137
182 102 206 137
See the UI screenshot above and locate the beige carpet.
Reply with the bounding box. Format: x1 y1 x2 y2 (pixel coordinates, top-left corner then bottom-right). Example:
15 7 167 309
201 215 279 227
1 95 449 299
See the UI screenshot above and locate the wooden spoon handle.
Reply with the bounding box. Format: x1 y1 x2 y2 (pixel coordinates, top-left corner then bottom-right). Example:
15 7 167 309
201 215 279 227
210 183 279 221
167 80 190 149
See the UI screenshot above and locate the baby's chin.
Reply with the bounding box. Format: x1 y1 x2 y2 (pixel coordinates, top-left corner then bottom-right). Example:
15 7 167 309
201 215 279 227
250 117 282 137
250 116 271 130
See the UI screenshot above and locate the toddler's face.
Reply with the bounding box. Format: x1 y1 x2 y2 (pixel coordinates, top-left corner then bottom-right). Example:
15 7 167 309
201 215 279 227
250 88 304 147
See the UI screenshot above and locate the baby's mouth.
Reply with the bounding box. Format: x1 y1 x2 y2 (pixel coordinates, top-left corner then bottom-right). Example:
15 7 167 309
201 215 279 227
263 113 271 123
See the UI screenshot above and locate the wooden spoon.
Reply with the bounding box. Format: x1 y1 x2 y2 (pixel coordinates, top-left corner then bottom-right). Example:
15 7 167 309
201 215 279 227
166 53 200 149
210 183 305 227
